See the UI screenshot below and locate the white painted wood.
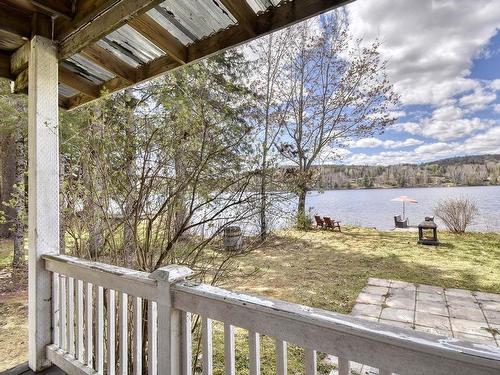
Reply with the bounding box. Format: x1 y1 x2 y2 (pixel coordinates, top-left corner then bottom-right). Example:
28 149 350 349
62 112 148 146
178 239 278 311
379 369 392 375
338 357 349 375
52 273 60 347
96 286 104 375
59 275 67 351
248 331 260 375
85 282 93 368
44 254 159 300
149 266 193 375
304 348 316 375
28 35 59 371
172 282 500 375
133 297 142 375
46 345 95 375
181 311 192 375
147 301 157 375
108 289 116 375
202 317 213 375
76 279 84 362
119 292 128 375
276 339 287 375
67 277 75 356
224 323 235 375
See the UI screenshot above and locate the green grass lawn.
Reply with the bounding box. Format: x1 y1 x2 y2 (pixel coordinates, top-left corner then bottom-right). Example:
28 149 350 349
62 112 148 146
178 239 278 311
1 228 499 372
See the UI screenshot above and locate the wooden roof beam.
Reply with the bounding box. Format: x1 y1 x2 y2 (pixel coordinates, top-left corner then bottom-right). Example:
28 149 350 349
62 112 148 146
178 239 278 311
58 0 165 60
10 41 30 75
59 66 100 98
81 44 137 82
0 3 32 38
128 14 187 65
219 0 257 35
0 51 12 79
30 0 74 20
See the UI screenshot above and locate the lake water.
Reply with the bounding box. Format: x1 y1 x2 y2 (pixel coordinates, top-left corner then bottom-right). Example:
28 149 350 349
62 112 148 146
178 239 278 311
301 186 500 232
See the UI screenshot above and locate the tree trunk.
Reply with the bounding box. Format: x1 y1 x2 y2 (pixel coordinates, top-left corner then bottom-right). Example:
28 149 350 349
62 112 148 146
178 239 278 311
297 187 307 219
123 113 136 267
0 127 16 238
12 122 26 272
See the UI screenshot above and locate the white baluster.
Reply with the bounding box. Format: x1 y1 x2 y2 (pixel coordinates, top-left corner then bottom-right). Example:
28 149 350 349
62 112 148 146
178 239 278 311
248 331 260 375
67 277 75 356
148 301 157 375
96 286 104 374
119 292 128 375
75 279 84 362
85 282 93 368
108 289 116 375
276 339 287 375
202 317 213 375
52 273 60 347
59 275 66 351
181 311 192 375
133 297 143 375
338 357 350 375
304 348 316 375
224 323 235 375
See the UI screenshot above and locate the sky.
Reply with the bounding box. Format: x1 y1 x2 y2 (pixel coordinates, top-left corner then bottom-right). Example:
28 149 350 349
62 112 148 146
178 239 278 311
340 0 500 165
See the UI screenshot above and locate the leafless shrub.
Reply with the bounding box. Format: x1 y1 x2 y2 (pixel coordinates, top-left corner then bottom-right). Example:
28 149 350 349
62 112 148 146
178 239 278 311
434 197 479 233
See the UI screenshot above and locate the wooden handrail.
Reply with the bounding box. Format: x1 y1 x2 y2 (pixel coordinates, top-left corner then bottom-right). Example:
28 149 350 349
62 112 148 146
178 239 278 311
172 281 500 375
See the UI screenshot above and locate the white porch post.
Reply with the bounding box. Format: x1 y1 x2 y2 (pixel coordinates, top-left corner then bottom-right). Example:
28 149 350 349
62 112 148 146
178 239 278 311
28 35 60 371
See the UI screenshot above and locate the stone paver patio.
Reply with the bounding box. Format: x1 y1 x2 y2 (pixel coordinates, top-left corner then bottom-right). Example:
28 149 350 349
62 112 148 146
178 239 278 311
351 278 500 347
343 278 500 375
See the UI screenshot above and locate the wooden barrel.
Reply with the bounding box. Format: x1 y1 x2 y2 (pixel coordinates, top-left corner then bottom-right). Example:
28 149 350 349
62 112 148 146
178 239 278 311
223 226 242 251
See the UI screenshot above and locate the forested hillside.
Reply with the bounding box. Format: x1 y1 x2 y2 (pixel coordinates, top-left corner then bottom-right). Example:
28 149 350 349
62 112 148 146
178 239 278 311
311 155 500 189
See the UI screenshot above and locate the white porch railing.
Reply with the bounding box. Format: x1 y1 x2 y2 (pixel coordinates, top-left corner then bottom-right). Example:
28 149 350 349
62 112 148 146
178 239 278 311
42 254 500 375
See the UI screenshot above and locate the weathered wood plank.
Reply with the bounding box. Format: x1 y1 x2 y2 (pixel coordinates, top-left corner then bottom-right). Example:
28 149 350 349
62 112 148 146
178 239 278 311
46 345 95 375
43 254 159 300
172 282 500 375
28 36 59 371
52 273 60 348
248 331 260 375
276 340 287 375
31 0 74 19
202 317 213 375
219 0 257 35
58 0 164 60
10 42 30 76
0 3 32 38
58 66 100 98
81 44 137 81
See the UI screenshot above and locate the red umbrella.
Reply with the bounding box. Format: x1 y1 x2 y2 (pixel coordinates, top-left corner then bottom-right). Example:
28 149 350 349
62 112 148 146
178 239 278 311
390 195 418 220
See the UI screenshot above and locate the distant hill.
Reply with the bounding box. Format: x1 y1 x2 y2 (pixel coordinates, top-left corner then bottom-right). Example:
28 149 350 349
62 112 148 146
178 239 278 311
310 154 500 190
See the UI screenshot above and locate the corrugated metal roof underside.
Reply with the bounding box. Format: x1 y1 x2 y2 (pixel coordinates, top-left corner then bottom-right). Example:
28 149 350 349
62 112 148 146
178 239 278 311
59 0 285 101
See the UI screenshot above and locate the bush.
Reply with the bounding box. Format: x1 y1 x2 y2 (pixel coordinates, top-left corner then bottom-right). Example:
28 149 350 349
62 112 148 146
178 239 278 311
296 211 313 230
434 197 478 233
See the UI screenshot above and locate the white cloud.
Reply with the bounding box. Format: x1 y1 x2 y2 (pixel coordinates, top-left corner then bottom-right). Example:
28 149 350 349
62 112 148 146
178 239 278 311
347 0 500 106
458 88 496 112
391 105 496 141
490 79 500 91
350 137 423 149
495 104 500 113
345 126 500 165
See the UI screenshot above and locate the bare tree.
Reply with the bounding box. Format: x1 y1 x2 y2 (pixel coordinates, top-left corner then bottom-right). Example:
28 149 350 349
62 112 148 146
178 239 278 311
434 197 479 233
276 12 398 222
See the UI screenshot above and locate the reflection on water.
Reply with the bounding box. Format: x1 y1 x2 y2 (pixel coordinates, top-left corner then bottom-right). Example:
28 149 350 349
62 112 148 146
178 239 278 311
303 185 500 232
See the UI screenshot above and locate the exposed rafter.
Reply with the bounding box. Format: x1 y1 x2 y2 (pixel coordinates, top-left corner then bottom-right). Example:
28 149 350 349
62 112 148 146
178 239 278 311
219 0 257 35
30 0 74 20
128 14 187 65
0 3 32 38
59 66 100 98
81 44 137 82
58 0 164 60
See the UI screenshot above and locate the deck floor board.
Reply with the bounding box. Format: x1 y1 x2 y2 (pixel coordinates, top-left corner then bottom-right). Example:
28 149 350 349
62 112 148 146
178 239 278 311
0 363 66 375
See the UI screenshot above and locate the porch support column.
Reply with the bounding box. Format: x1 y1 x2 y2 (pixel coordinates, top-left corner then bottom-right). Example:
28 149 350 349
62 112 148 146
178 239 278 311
28 35 60 371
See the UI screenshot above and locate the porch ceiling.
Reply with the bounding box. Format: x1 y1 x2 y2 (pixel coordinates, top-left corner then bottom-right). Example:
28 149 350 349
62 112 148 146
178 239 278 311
0 0 352 110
